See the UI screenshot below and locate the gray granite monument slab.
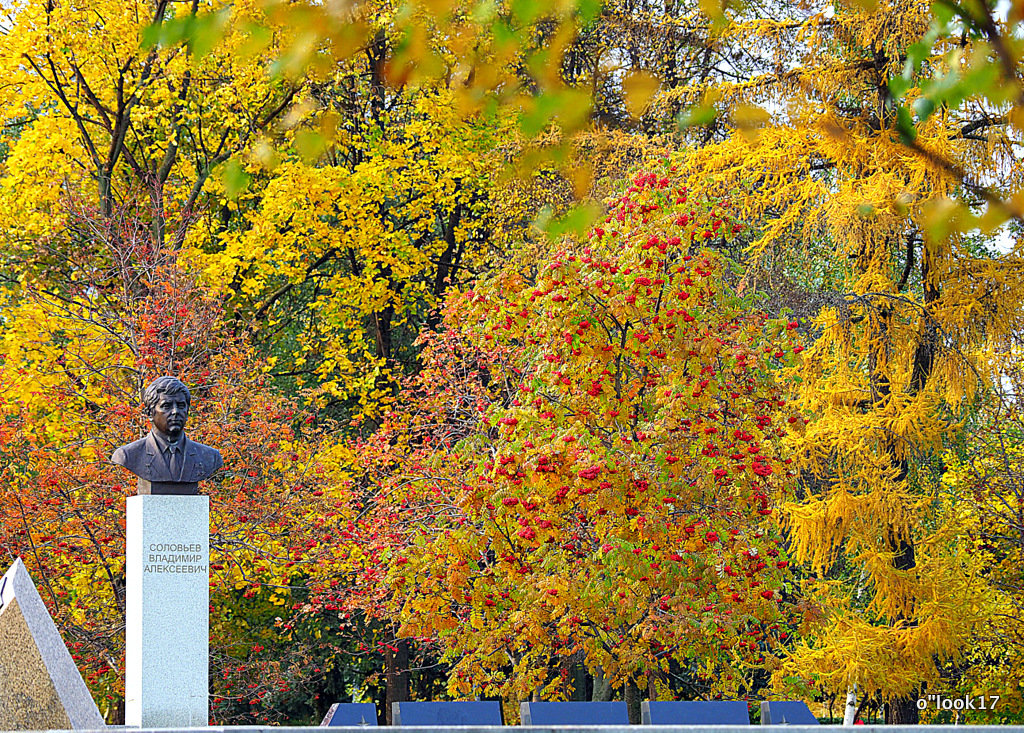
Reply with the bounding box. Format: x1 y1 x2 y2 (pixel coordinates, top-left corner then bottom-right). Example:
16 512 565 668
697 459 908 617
125 494 209 727
0 558 105 730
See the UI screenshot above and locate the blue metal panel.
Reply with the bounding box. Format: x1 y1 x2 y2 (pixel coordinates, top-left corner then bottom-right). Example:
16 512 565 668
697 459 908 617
520 701 630 725
392 701 503 726
321 703 378 727
760 701 819 725
641 701 750 725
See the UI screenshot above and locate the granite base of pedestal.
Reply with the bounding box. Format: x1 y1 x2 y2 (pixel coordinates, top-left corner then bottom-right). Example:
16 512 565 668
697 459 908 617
126 494 209 728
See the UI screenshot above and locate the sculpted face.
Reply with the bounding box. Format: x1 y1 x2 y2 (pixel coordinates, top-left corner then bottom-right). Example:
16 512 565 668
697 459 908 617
151 393 189 441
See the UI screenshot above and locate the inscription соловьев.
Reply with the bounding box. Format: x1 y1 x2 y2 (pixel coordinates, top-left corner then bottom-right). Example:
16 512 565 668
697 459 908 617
144 542 207 574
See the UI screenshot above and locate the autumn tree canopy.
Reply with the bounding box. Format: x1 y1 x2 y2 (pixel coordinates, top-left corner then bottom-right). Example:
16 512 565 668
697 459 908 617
1 0 1022 725
653 0 1024 722
355 164 805 705
0 201 342 722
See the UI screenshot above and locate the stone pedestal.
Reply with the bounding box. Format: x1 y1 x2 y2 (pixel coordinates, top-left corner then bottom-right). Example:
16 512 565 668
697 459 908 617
126 495 209 727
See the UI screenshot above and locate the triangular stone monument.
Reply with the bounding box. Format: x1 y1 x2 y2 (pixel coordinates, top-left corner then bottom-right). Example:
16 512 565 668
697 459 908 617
0 558 106 730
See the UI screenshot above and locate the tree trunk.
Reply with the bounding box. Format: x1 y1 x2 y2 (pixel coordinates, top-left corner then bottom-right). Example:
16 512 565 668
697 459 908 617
885 697 920 725
374 302 394 362
111 698 125 725
571 663 587 701
384 638 409 725
366 29 388 129
647 667 664 701
880 242 936 726
624 679 641 724
843 685 858 725
592 666 613 701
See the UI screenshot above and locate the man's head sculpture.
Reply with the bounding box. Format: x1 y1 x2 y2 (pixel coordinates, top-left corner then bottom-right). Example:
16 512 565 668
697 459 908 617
142 376 191 443
111 376 222 495
143 375 191 412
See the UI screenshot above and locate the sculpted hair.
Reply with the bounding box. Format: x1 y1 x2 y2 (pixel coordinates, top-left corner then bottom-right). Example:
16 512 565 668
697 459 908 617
142 376 192 414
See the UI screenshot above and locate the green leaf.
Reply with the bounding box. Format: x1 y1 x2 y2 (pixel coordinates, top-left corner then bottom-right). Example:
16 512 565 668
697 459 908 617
960 60 1001 105
931 0 956 26
576 0 603 24
139 9 228 58
140 21 163 50
188 9 229 59
913 96 936 120
905 40 931 71
888 75 911 100
895 105 918 144
678 104 717 128
220 159 251 199
510 0 542 24
543 203 602 239
492 18 519 47
920 68 961 99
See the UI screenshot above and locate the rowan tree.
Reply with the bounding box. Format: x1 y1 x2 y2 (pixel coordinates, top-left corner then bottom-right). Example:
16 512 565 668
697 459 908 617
353 161 805 705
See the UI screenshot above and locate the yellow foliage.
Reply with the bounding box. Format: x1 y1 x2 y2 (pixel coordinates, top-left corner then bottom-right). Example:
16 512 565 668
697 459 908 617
660 0 1024 711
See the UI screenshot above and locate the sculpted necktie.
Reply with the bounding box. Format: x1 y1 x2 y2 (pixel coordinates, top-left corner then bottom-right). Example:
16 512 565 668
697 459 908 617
169 445 182 480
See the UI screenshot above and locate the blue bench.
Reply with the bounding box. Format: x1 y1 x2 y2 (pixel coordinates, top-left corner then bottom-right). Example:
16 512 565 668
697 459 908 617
392 701 503 726
320 702 378 726
760 701 819 725
520 701 629 725
642 700 750 725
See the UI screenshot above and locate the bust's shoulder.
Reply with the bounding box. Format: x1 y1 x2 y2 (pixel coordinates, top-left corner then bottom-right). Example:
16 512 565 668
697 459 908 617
189 439 220 457
189 439 222 467
111 436 149 464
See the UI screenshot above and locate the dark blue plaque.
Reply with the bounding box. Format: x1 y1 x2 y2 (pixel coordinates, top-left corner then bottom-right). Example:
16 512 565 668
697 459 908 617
392 701 503 726
641 700 750 725
760 700 819 725
320 702 378 726
520 701 629 725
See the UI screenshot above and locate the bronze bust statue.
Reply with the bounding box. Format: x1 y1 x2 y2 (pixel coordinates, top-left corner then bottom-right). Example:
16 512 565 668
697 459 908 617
111 376 222 495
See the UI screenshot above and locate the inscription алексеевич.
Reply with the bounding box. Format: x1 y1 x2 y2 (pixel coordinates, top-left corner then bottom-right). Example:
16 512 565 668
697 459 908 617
144 543 207 574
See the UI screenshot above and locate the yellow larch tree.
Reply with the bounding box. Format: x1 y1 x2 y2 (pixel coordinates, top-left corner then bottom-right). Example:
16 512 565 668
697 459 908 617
938 374 1024 721
653 0 1024 722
